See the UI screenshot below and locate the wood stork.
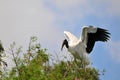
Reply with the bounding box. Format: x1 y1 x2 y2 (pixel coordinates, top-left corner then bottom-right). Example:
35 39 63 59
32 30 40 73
61 26 110 66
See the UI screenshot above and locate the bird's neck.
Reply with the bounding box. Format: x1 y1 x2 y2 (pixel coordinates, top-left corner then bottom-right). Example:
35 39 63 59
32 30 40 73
65 42 69 49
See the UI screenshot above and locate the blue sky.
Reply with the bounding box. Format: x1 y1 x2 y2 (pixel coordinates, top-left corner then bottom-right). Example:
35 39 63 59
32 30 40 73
0 0 120 80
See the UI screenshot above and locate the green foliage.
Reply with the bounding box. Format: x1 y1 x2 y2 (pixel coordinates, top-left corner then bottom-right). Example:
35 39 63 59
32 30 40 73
49 61 99 80
2 36 101 80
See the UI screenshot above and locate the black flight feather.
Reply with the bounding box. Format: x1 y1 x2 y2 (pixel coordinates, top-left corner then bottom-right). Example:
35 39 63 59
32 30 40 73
86 28 110 53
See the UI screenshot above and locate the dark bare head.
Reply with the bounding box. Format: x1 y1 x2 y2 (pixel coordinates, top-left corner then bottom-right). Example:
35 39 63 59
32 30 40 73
61 39 69 51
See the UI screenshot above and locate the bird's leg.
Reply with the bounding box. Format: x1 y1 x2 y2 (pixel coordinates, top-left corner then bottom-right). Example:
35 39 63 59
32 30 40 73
81 60 84 68
74 57 77 63
82 61 87 73
74 58 79 79
79 58 84 68
81 60 87 73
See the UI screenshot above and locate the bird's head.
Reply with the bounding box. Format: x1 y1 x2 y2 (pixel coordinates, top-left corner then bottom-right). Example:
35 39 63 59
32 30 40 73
61 39 69 51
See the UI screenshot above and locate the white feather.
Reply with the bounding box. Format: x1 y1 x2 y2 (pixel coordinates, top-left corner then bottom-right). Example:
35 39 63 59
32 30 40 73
80 26 97 46
64 31 78 43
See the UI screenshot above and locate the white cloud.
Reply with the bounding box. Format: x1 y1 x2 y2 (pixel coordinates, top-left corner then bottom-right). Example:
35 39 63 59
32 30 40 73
91 0 120 17
48 0 120 20
45 0 93 30
51 0 86 9
107 0 120 16
40 0 120 28
0 0 63 48
0 0 64 69
107 41 120 63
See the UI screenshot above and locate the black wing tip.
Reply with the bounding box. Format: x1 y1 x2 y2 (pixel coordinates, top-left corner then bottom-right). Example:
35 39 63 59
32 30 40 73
86 48 92 54
97 28 111 42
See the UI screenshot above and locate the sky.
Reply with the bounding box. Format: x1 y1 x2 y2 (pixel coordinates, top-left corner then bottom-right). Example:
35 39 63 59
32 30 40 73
0 0 120 80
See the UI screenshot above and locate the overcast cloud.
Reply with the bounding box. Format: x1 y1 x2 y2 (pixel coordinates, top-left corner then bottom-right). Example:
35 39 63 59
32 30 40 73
0 0 64 50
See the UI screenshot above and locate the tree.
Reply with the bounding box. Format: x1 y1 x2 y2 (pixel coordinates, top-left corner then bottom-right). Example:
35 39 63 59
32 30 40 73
3 37 101 80
0 40 7 80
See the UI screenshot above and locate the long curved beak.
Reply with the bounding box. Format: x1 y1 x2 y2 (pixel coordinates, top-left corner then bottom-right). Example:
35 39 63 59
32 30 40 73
61 41 65 51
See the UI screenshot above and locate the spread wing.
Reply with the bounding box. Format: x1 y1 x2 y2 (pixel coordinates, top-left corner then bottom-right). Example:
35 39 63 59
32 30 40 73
81 26 110 54
64 31 78 43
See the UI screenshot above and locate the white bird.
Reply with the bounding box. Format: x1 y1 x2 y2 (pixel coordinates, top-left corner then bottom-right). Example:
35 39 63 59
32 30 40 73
61 26 110 66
